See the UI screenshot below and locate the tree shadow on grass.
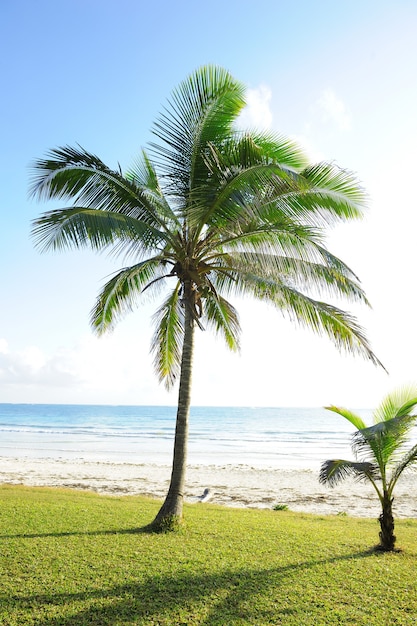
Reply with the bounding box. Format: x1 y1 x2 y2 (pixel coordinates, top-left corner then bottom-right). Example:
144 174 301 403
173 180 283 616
2 550 376 626
0 526 149 540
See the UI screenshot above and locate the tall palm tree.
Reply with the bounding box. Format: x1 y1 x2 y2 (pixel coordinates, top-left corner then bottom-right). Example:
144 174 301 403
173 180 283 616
31 66 382 531
320 385 417 551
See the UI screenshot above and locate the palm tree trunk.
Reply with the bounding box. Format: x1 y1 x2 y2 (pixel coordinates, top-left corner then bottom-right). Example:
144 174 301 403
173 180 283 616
150 295 195 531
378 492 396 551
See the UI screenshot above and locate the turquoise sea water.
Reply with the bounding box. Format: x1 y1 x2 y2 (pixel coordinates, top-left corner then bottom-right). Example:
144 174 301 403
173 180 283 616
0 403 370 470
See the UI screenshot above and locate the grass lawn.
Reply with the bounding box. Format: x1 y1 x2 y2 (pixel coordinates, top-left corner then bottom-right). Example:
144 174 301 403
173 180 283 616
1 485 416 625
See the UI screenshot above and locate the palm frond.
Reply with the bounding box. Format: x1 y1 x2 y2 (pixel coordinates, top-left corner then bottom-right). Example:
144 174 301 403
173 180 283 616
216 249 368 306
324 405 367 431
210 219 326 261
151 288 183 389
150 66 245 196
30 145 173 234
242 131 309 170
193 155 305 229
373 384 417 423
213 268 383 369
125 150 180 226
203 294 241 351
90 260 164 334
265 290 379 366
126 150 162 191
190 150 365 233
390 443 417 488
299 162 367 223
31 207 168 255
353 414 417 467
319 459 379 487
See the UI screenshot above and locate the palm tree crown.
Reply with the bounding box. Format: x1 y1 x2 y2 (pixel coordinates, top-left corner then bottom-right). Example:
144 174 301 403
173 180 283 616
31 66 383 528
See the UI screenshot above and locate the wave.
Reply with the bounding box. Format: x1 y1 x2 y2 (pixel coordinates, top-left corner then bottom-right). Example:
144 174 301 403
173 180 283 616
0 403 371 469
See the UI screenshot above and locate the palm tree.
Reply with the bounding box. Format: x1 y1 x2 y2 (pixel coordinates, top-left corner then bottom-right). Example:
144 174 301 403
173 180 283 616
320 385 417 551
31 65 382 531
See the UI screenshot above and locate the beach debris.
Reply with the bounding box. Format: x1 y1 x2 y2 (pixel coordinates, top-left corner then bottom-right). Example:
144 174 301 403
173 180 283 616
198 488 212 503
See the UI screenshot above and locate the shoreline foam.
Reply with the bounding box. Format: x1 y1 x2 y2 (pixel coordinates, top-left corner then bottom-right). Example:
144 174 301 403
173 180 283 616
1 456 416 518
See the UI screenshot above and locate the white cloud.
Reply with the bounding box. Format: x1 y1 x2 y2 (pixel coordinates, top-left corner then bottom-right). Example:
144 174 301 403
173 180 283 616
317 88 352 131
0 339 79 388
0 334 173 405
237 85 273 130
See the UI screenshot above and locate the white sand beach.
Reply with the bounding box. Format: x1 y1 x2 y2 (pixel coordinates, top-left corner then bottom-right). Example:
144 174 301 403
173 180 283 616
1 456 416 518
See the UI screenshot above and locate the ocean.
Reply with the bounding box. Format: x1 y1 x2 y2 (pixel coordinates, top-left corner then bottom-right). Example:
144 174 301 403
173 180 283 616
0 403 369 470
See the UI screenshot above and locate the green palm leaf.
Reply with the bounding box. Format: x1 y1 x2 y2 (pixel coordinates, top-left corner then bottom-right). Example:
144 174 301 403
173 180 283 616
373 384 417 423
243 131 309 170
30 145 176 235
298 163 367 222
324 406 367 431
319 459 379 487
204 294 241 351
391 443 417 487
219 249 367 304
150 66 245 196
353 414 417 467
214 266 382 368
151 289 183 388
91 260 164 333
32 207 168 255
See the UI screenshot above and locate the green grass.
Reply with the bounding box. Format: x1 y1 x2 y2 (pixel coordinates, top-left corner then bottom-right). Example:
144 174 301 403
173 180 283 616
1 485 416 625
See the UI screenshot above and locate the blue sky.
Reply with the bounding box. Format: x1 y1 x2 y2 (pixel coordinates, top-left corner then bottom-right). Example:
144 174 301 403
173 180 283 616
1 0 417 407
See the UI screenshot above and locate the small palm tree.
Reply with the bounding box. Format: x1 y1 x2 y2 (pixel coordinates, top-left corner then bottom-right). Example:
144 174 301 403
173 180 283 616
31 66 382 531
320 385 417 551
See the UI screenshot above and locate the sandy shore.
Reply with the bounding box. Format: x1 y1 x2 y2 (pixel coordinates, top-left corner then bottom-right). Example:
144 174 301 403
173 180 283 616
1 456 416 518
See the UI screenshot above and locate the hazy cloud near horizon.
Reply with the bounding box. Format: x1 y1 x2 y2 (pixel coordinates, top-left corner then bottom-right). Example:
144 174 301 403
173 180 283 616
0 340 80 388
